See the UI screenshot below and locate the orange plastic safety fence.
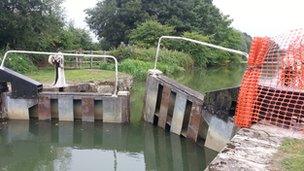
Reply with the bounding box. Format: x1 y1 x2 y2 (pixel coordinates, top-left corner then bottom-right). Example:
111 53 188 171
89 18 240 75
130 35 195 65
235 29 304 130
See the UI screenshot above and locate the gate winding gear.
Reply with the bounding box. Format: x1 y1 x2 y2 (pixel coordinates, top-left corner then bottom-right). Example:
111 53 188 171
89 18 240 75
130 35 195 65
235 29 304 130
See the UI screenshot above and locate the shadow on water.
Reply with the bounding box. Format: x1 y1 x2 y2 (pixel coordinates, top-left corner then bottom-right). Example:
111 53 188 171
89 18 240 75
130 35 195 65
0 120 217 171
0 65 245 171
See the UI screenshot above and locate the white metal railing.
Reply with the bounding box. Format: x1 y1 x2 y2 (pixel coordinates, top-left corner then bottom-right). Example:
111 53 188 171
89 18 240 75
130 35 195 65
153 36 249 70
0 50 119 96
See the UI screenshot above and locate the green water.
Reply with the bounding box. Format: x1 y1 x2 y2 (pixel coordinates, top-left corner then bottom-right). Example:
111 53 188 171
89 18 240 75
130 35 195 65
0 65 245 171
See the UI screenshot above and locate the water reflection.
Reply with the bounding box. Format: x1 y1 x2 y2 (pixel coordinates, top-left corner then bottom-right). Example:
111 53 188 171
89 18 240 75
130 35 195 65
0 121 217 171
174 65 246 93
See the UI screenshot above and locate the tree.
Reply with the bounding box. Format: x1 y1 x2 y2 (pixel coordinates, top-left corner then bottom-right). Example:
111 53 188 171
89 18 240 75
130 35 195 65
86 0 236 47
58 24 94 50
86 0 149 47
0 0 65 50
129 20 174 48
141 0 197 33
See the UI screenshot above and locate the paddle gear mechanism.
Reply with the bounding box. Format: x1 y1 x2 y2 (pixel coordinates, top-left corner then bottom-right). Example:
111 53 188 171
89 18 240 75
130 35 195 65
48 52 67 88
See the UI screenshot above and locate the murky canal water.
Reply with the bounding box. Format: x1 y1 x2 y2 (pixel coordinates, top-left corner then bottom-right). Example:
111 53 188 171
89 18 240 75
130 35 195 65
0 65 245 171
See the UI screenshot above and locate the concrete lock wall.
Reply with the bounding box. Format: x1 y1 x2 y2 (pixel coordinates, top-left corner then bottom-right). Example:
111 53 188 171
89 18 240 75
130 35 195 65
2 91 130 123
143 71 240 151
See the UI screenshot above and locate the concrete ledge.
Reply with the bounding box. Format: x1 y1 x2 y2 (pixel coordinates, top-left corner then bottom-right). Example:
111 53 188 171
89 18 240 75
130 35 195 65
206 125 304 171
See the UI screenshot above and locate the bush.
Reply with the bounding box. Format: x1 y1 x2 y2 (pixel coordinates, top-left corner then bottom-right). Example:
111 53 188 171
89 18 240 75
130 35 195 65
129 20 174 48
119 59 184 80
1 53 38 74
110 46 194 69
165 31 243 67
110 45 135 61
99 58 184 80
99 61 115 71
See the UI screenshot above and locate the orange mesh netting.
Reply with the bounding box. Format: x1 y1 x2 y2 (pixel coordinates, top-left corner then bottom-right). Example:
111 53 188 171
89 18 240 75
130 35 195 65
235 29 304 130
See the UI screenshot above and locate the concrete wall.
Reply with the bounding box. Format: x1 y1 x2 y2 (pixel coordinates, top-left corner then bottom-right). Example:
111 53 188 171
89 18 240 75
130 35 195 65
2 91 130 123
5 95 37 120
143 71 240 152
143 72 205 143
203 87 239 151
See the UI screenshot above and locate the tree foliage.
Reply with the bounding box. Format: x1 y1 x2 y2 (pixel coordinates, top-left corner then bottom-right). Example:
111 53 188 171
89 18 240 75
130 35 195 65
129 20 174 48
0 0 98 52
86 0 149 47
86 0 236 47
0 0 65 50
58 24 94 50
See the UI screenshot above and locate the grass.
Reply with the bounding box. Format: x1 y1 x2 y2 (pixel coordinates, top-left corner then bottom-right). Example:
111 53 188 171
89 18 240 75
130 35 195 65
276 139 304 171
26 69 127 84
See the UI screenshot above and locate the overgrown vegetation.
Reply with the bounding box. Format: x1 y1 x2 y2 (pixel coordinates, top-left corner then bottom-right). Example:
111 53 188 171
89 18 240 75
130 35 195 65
86 0 251 49
104 20 245 79
6 54 38 74
277 139 304 171
129 20 174 48
120 59 184 79
108 46 193 79
0 0 97 51
110 45 194 68
164 31 244 67
0 0 251 81
0 51 37 73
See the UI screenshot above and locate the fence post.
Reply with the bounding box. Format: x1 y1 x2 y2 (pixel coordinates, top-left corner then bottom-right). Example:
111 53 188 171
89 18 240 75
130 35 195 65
75 50 79 69
90 50 93 69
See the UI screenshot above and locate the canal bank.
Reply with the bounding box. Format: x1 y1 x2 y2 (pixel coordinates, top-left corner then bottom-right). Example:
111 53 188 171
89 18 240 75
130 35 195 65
206 124 304 171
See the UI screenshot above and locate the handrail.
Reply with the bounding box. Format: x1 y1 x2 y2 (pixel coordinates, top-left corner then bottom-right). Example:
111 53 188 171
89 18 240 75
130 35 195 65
0 50 119 96
154 36 249 70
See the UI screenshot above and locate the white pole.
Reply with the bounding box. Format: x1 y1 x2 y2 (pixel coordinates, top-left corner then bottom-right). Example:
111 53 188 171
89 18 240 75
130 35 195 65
153 36 249 70
0 50 119 96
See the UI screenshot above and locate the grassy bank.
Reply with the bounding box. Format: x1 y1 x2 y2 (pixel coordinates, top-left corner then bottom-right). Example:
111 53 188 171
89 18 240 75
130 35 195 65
26 69 127 84
274 139 304 171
